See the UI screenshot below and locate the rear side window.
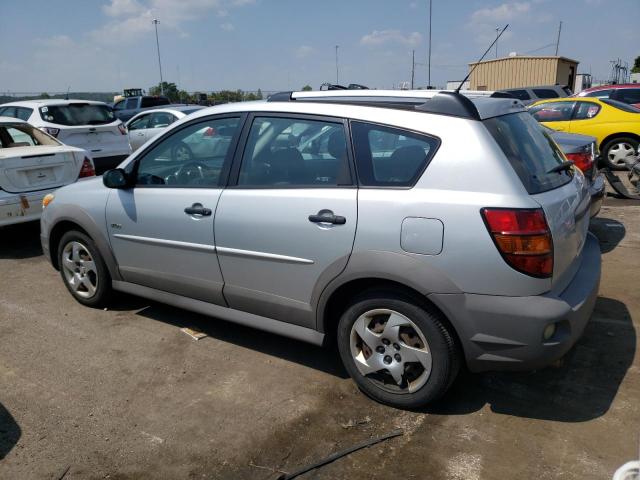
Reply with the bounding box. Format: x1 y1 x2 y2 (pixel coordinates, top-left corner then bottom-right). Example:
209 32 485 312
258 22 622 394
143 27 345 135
0 124 59 148
141 97 170 108
125 98 138 109
39 104 115 126
532 88 560 99
14 108 33 121
506 89 531 100
351 122 439 187
485 112 571 194
574 102 601 120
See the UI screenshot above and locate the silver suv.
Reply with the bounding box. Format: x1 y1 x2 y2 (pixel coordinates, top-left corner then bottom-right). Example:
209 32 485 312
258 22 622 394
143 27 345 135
40 90 601 408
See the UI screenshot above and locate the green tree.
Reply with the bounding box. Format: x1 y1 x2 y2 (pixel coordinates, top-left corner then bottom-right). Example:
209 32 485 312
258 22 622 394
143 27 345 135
302 85 313 91
39 92 51 99
149 82 181 102
632 56 640 74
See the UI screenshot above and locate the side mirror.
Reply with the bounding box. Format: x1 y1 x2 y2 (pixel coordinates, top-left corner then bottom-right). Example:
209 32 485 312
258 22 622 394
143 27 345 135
103 168 130 189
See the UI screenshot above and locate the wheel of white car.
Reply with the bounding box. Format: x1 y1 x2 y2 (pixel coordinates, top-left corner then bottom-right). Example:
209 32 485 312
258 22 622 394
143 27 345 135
602 137 639 171
337 290 460 409
57 230 112 308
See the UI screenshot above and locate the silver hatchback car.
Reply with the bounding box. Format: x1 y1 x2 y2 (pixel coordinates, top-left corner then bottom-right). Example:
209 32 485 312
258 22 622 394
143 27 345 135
40 90 601 408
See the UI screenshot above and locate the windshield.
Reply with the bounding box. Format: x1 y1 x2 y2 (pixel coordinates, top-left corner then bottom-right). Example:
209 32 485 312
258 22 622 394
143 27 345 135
0 123 60 148
39 103 116 126
484 112 572 194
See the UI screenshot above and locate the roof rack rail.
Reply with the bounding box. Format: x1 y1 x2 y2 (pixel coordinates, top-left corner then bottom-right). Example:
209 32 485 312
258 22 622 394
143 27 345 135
266 89 524 120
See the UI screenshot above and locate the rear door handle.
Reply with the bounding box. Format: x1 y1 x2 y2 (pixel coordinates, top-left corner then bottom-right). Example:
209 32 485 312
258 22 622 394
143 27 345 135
184 203 212 216
308 210 346 225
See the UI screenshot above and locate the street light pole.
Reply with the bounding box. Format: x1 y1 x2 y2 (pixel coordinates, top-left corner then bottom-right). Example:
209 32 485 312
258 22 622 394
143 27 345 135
152 19 164 96
427 0 432 87
335 45 339 85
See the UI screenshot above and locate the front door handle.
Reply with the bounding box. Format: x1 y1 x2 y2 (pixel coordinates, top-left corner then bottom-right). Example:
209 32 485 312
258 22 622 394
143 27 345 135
308 209 346 225
184 203 212 216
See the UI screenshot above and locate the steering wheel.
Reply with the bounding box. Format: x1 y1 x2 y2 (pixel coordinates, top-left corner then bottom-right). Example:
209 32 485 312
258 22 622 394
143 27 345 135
175 161 207 184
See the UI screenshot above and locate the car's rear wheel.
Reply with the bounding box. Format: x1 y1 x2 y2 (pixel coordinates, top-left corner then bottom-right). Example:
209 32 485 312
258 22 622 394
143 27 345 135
337 290 460 408
602 137 639 171
58 230 112 307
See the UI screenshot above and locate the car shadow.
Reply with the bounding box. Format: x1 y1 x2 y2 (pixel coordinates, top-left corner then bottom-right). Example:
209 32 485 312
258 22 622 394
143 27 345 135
134 301 349 379
0 402 21 460
589 217 626 253
426 296 635 422
0 221 43 259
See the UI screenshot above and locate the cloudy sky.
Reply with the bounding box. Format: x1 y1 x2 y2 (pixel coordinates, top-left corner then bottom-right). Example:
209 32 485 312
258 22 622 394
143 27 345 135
0 0 638 94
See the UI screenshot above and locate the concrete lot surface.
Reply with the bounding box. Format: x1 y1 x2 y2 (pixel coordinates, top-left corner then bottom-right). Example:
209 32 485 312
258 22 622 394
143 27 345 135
0 200 638 479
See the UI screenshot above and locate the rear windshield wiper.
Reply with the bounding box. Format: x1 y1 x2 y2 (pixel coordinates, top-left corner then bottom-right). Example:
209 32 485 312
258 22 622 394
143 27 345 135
547 160 574 174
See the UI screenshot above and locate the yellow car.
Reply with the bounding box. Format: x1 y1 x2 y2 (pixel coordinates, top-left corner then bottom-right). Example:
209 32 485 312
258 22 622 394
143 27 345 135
529 97 640 169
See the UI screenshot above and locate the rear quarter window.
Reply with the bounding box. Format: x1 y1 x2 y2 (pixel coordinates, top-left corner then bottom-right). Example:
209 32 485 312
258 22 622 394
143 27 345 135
532 88 560 99
484 112 572 194
350 121 439 187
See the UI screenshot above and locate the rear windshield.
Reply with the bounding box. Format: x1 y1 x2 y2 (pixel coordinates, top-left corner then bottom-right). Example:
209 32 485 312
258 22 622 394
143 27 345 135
601 99 640 113
0 123 60 148
484 112 572 194
39 104 116 126
140 97 170 108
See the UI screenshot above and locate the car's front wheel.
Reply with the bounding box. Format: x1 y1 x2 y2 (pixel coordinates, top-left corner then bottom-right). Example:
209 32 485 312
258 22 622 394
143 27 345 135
337 290 460 409
58 230 112 307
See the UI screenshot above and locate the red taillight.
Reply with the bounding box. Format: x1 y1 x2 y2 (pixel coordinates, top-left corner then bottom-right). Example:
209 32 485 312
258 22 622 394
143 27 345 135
481 208 553 278
203 127 216 137
118 124 127 135
565 152 593 173
79 157 96 178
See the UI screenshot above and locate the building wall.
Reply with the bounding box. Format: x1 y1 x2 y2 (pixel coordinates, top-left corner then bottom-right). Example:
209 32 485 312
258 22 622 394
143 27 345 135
469 57 578 90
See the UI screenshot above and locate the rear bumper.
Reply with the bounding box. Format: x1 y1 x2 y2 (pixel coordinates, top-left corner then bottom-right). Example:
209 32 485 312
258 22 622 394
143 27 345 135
0 189 55 227
589 173 605 218
430 233 601 372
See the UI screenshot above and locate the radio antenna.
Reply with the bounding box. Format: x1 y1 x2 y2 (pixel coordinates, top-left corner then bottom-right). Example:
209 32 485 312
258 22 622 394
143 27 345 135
456 24 509 93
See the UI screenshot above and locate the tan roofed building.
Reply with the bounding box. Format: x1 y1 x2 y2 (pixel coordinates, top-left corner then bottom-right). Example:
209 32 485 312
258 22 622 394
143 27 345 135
468 56 579 91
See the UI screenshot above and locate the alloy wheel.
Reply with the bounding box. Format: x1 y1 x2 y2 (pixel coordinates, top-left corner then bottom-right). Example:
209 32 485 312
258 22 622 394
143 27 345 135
61 241 98 299
349 308 432 394
608 141 636 167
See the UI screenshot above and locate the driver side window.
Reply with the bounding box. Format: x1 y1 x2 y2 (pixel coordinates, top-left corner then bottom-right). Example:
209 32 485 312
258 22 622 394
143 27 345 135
135 116 240 187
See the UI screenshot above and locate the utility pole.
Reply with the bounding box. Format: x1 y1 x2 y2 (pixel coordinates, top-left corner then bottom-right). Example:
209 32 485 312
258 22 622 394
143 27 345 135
152 19 164 95
427 0 432 87
411 50 415 90
555 20 562 56
335 45 339 85
495 27 501 58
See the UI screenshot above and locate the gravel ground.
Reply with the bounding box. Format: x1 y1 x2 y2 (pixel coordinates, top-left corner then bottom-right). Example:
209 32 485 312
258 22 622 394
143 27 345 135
0 197 638 480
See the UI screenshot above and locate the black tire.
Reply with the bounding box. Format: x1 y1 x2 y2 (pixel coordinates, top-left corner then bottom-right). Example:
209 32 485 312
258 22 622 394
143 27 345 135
601 137 639 171
337 290 460 409
57 230 112 308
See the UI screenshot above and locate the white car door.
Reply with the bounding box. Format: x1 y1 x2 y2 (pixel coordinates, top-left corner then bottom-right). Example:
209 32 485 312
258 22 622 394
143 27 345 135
127 113 153 151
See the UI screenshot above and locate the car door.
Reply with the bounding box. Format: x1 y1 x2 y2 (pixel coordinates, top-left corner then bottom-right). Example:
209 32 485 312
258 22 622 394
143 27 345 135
529 101 576 131
214 113 357 328
105 114 245 305
126 113 153 151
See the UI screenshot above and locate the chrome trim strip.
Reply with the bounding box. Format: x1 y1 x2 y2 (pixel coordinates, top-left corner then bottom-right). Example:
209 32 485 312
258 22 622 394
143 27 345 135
113 234 216 253
216 246 314 264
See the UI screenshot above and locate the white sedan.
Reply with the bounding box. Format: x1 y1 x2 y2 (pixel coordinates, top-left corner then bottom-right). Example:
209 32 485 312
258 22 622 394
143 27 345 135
125 106 204 151
0 117 95 227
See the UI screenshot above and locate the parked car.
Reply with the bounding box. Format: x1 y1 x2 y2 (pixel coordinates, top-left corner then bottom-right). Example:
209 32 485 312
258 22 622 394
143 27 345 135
529 97 640 170
576 84 640 108
112 95 171 122
0 116 95 227
126 106 205 151
0 100 131 174
40 89 600 408
546 127 604 217
499 84 572 105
